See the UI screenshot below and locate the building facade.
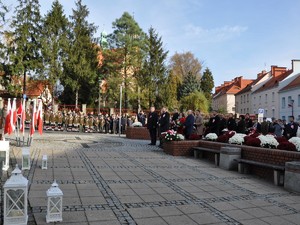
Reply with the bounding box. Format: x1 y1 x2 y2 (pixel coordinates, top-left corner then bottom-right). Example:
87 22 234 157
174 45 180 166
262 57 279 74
212 76 253 114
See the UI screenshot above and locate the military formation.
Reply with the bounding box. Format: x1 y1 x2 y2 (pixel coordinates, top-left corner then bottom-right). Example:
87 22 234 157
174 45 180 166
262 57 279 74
25 109 133 134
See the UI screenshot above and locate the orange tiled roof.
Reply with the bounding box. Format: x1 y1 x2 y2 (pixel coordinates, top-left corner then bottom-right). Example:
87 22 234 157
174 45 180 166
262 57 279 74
279 73 300 92
253 69 293 93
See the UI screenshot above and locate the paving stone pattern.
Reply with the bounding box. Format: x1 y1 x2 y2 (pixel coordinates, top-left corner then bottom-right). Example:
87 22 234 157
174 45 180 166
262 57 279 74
1 133 300 224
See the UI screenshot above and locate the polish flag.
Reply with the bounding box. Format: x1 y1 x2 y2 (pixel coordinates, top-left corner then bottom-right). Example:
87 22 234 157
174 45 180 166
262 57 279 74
36 99 43 135
30 99 37 136
18 98 26 134
4 98 12 135
10 98 17 132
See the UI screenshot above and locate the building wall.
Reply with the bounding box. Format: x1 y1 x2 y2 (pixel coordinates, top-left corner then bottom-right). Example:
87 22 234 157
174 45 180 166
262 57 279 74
235 90 251 115
279 89 300 122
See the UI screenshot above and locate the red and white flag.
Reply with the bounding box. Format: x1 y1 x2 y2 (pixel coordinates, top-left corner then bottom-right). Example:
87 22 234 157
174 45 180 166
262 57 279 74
17 98 26 135
36 99 43 135
4 98 12 135
30 99 37 136
10 98 17 132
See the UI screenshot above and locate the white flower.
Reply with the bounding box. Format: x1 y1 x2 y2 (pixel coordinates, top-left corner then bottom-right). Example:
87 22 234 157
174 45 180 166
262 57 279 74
229 133 246 145
132 122 143 127
258 135 279 148
205 133 218 141
288 137 300 151
177 134 185 140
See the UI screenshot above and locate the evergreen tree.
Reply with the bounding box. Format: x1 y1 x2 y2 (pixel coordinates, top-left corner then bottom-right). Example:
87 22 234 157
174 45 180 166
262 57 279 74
201 67 214 100
178 72 201 100
141 26 168 108
8 0 43 96
163 71 179 110
62 0 99 108
108 12 145 109
41 0 69 103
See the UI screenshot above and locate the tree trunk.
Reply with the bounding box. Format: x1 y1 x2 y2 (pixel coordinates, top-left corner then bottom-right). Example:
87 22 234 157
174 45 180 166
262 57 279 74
137 86 141 112
23 69 26 96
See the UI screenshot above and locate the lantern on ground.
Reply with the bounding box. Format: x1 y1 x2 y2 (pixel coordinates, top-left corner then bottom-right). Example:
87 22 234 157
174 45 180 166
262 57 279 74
42 155 47 170
0 140 10 171
22 147 30 170
46 180 63 223
3 164 28 225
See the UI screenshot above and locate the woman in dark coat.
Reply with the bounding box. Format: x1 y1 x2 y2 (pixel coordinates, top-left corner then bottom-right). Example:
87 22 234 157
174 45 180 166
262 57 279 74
236 115 246 134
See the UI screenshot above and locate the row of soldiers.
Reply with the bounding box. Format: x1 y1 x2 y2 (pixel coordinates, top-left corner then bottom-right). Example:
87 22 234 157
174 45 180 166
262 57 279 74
25 110 129 133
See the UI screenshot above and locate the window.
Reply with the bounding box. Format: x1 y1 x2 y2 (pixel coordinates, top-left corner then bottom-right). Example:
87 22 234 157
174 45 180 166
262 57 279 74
247 108 249 113
272 92 275 102
298 115 300 121
288 96 292 105
282 116 286 121
282 97 286 108
240 96 242 103
259 96 261 103
298 95 300 107
244 95 246 103
247 94 249 103
265 94 268 103
265 109 268 117
272 109 275 118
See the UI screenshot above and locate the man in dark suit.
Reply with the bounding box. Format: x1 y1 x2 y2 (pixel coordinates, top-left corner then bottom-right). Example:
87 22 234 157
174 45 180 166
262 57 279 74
147 106 158 145
285 116 299 139
159 107 170 147
183 110 195 139
210 111 220 135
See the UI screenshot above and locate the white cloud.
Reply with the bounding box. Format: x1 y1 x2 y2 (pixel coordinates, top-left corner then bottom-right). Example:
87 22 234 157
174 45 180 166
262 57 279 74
184 24 248 43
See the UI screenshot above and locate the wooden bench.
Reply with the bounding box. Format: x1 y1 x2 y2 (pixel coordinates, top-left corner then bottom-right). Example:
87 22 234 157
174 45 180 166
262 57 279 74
234 158 285 186
193 147 220 166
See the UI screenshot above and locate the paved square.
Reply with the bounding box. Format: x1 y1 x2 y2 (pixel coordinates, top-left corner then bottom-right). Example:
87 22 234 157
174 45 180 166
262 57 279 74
1 132 300 225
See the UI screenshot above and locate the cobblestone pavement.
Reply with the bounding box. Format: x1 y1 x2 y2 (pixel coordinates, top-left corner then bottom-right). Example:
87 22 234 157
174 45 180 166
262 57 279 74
1 132 300 225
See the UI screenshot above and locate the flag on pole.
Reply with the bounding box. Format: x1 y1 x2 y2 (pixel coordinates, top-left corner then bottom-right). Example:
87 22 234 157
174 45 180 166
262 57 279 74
18 98 26 134
36 99 43 135
4 98 12 135
30 99 37 136
10 98 17 132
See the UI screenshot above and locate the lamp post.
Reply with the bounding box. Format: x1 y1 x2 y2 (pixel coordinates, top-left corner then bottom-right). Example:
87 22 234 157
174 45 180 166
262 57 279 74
119 83 123 137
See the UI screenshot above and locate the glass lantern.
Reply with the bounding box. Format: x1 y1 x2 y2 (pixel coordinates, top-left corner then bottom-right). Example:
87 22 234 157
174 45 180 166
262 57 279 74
3 164 29 225
0 140 10 171
46 180 63 223
42 155 48 170
22 147 30 170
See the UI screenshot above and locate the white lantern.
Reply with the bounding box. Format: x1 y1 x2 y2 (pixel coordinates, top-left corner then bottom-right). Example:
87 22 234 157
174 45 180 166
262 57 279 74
0 140 10 171
22 147 30 170
42 155 48 170
46 180 63 223
3 164 28 225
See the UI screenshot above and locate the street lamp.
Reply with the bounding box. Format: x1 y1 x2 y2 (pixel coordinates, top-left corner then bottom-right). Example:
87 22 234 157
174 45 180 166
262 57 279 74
46 180 63 223
119 83 123 137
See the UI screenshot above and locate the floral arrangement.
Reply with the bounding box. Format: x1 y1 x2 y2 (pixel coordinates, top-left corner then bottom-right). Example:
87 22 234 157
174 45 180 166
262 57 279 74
258 135 279 149
189 134 202 140
228 133 246 145
278 142 297 151
244 136 261 147
275 136 288 144
132 122 143 127
163 130 185 142
205 133 218 141
288 137 300 151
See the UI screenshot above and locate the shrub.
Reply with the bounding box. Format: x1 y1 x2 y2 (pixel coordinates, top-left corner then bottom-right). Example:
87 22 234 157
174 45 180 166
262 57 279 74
277 142 297 151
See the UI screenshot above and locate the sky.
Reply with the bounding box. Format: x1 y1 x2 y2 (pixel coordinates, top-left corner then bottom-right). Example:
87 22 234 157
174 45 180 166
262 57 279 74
6 0 300 87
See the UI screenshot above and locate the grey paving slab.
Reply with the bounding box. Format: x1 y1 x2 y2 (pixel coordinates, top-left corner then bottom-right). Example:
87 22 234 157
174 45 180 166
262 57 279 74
1 132 300 225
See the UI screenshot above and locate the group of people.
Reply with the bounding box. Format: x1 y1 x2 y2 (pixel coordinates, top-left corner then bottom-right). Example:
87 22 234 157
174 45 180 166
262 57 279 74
204 112 300 139
145 107 205 147
24 109 137 134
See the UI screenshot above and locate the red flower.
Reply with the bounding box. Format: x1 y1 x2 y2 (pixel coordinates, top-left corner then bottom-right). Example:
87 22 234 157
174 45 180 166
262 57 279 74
275 136 288 144
217 134 229 143
278 142 297 151
244 137 261 147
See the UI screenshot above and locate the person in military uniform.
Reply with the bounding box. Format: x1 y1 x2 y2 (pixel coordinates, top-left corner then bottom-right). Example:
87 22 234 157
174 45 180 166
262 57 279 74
49 111 56 131
44 110 50 130
88 114 94 132
67 113 73 132
79 112 85 132
99 115 105 133
94 116 100 132
73 113 80 132
84 114 89 132
57 111 63 131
